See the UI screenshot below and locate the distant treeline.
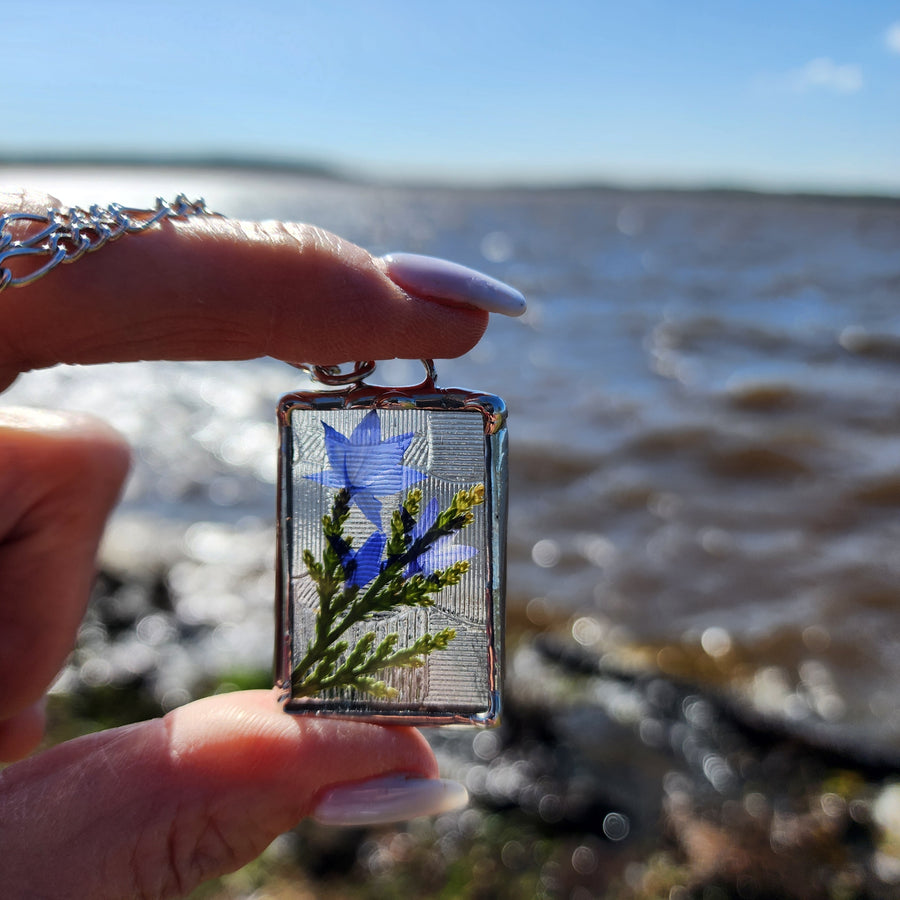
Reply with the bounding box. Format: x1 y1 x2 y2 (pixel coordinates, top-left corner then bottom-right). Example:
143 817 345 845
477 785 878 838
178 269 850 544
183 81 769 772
0 153 342 179
1 153 898 205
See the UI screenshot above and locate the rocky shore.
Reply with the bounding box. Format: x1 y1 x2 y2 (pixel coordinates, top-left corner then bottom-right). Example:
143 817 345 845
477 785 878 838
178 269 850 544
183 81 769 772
44 557 900 899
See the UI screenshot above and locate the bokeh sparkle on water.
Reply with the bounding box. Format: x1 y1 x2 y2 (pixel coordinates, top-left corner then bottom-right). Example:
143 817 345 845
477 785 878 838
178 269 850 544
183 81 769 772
4 166 900 759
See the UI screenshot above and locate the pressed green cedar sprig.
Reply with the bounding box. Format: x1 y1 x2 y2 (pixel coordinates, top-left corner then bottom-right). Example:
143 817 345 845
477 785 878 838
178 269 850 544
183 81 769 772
292 483 484 699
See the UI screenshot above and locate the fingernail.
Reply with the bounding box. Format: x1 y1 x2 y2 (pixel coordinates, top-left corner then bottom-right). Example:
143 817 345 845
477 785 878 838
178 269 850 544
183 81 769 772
382 252 526 317
312 774 468 826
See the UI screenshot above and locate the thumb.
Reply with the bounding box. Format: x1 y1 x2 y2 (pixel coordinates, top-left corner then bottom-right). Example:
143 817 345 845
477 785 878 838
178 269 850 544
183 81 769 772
0 690 463 899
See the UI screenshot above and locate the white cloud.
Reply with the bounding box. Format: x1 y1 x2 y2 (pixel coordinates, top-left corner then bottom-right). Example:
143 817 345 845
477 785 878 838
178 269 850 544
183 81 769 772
789 57 863 94
887 22 900 54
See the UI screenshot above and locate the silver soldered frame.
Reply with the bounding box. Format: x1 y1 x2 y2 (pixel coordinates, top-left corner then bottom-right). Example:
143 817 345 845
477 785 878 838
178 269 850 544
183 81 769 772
275 373 507 726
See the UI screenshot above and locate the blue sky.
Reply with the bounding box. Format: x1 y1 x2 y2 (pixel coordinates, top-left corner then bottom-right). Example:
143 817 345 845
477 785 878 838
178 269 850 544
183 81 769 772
5 2 900 193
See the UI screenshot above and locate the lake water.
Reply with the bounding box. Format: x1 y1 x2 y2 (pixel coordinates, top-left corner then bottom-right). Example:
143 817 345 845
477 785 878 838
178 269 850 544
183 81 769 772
4 166 900 759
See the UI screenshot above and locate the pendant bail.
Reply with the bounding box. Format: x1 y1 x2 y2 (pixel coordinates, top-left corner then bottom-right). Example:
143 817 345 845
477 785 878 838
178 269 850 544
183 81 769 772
292 360 377 385
294 359 437 387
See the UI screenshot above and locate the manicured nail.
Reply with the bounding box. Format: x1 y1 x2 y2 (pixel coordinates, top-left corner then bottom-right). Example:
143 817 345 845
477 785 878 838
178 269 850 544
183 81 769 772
382 252 526 317
312 774 468 826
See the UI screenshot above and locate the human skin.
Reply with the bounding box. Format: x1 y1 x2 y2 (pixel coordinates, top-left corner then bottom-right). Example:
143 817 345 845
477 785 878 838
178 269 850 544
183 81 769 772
0 190 490 898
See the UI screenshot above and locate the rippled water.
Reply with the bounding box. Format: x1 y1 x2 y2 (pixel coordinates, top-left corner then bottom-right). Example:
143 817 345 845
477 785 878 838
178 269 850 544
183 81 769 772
4 167 900 756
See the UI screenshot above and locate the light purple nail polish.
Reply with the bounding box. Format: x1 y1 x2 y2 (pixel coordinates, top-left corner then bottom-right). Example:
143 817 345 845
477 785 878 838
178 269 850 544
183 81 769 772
312 775 469 827
382 252 526 317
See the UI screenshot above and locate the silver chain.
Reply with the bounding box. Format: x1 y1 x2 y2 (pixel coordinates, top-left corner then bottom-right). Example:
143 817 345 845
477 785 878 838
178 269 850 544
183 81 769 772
0 194 218 291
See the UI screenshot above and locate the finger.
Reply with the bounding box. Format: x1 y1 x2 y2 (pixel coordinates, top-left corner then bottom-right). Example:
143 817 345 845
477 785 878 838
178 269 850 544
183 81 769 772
0 690 463 899
0 408 130 739
0 190 499 390
0 699 46 762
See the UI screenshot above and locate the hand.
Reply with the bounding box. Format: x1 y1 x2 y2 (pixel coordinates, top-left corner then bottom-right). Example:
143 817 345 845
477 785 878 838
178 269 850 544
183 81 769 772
0 189 521 898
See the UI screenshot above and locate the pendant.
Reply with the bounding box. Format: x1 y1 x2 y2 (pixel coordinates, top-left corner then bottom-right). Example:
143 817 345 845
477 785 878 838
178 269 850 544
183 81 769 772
275 360 507 726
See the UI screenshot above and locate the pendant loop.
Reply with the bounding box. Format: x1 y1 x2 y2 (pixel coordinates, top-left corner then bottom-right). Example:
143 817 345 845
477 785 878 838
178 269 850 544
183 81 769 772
294 359 437 387
419 358 437 384
293 360 377 385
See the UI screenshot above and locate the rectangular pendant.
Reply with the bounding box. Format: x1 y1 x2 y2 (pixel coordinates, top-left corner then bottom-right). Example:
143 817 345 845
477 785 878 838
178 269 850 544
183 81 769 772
275 377 507 726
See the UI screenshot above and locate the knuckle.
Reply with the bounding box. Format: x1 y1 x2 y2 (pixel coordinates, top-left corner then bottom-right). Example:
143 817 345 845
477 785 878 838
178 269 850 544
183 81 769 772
143 808 250 898
0 188 63 214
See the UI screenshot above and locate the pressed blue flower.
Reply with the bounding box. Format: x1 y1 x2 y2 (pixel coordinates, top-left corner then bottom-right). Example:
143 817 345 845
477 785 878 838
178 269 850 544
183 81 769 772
341 530 387 588
307 410 425 526
406 497 478 577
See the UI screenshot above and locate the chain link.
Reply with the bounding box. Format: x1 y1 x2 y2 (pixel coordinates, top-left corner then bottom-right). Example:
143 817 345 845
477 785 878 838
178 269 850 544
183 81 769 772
0 194 218 291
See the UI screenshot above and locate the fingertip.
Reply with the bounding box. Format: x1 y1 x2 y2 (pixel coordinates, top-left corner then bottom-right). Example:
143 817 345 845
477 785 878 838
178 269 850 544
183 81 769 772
0 407 132 499
257 232 490 365
0 405 128 445
164 690 439 793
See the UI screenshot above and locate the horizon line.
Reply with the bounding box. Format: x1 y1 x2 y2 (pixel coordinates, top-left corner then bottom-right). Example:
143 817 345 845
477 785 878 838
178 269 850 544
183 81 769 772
1 151 898 205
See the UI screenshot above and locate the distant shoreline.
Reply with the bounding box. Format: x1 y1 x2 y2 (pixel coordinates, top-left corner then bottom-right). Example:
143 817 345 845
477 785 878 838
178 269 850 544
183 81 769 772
1 154 898 206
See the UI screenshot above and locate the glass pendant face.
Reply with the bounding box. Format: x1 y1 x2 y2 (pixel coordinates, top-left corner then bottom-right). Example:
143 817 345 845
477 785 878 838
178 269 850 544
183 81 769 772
275 381 506 726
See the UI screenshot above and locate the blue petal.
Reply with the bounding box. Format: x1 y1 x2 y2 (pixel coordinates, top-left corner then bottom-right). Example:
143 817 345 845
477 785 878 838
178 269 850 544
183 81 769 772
363 461 425 496
348 530 387 588
353 489 384 527
306 413 427 521
410 497 440 543
401 464 428 490
416 538 478 577
305 470 347 489
343 442 400 489
322 422 351 472
346 434 417 490
350 409 382 445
